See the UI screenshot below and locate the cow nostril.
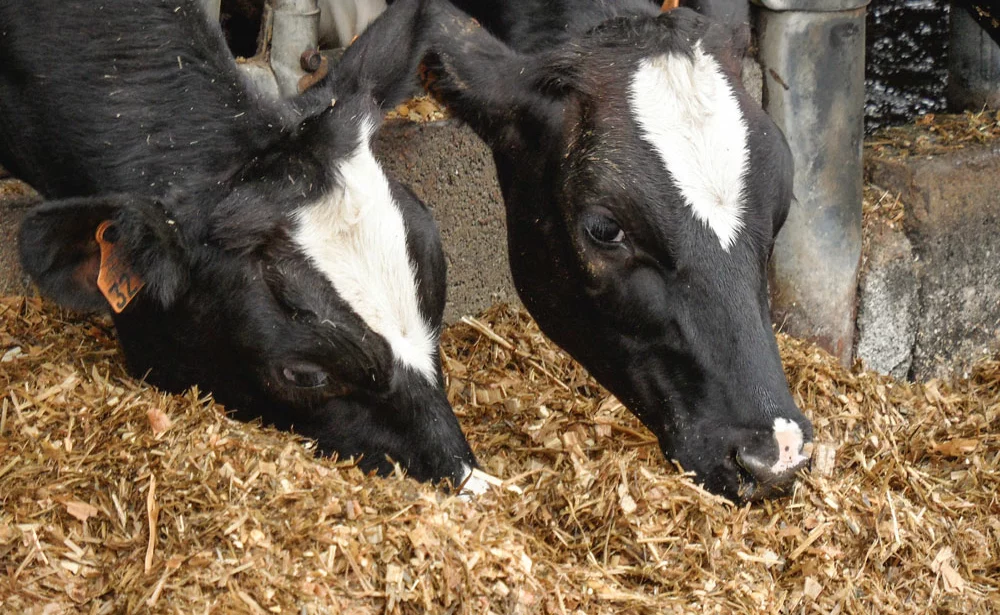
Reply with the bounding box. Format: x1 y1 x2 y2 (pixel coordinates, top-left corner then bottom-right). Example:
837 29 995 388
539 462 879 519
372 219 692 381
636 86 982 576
737 447 809 481
735 450 808 502
733 418 812 501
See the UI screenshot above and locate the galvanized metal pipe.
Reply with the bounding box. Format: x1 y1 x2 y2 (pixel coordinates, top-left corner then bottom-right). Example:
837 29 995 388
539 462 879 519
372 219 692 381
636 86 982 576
200 0 221 21
948 1 1000 111
755 0 868 364
271 0 321 97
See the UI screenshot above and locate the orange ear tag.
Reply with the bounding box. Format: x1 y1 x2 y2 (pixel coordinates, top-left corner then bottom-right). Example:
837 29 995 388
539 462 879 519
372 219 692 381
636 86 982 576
661 0 680 11
95 220 145 313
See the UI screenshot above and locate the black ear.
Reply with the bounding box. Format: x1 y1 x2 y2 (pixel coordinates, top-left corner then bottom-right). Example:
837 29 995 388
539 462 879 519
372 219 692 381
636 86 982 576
418 0 564 153
19 194 189 313
288 0 430 116
678 0 751 30
772 129 795 241
694 15 751 78
329 0 431 110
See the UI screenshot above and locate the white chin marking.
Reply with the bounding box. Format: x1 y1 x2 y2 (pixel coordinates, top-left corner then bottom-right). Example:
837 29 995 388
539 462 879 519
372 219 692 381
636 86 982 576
771 417 808 474
629 42 750 251
292 118 437 382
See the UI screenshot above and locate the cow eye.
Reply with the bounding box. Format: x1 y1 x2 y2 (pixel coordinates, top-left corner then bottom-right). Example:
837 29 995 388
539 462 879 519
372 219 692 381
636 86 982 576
281 364 330 389
583 213 625 246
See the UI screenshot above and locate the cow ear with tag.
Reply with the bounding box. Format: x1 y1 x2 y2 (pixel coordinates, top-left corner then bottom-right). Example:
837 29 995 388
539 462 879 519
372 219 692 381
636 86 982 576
18 194 189 313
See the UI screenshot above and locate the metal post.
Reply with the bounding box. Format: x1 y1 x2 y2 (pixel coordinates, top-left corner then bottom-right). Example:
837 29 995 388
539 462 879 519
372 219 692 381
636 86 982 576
754 0 868 365
200 0 221 21
271 0 321 97
948 2 1000 111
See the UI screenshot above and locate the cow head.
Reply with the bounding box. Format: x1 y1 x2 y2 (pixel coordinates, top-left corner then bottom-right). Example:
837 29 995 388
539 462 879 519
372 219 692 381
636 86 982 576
14 0 483 492
420 3 812 501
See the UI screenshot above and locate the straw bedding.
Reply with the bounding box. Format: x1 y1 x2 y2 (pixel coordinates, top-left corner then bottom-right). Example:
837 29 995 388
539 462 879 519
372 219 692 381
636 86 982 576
386 96 449 123
866 109 1000 158
1 296 997 614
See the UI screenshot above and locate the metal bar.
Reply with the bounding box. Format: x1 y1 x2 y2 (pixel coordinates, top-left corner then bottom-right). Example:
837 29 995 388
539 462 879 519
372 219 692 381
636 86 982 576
756 2 868 364
200 0 221 20
270 0 320 97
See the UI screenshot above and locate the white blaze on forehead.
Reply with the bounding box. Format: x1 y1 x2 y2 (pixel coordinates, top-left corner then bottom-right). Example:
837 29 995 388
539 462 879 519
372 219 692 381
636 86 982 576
628 42 750 251
292 118 437 382
771 417 808 474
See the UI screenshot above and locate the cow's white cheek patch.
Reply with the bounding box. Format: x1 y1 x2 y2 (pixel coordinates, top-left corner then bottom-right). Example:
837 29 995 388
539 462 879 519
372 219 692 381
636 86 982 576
771 417 808 474
629 42 750 251
292 119 437 382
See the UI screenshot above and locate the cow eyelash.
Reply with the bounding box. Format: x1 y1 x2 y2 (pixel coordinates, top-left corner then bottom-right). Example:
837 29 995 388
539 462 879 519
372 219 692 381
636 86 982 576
582 212 626 247
278 363 355 398
282 365 329 388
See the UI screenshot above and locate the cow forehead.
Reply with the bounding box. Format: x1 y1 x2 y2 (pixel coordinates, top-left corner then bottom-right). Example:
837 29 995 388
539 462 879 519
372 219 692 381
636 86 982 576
291 118 437 382
626 42 749 252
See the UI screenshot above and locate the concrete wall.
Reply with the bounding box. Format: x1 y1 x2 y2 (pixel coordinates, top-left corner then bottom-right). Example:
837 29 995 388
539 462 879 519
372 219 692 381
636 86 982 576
373 119 518 322
857 144 1000 380
0 173 37 297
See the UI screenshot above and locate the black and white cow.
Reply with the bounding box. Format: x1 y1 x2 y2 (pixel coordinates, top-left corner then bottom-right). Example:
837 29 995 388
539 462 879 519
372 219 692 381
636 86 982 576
418 0 813 501
0 0 486 492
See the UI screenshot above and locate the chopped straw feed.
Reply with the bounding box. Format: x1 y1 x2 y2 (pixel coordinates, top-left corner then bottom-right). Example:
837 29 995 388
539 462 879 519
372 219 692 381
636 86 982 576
1 296 998 614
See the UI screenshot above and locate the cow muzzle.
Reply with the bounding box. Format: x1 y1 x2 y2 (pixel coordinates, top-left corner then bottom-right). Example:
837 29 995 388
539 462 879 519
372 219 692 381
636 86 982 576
734 417 813 501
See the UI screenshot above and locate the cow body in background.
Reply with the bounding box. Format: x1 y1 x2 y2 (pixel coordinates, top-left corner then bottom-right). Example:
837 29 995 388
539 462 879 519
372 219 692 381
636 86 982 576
0 0 485 492
420 0 813 501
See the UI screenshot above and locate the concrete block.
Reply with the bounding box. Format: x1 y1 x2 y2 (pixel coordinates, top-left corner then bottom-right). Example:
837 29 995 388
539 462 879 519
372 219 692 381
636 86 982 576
374 119 518 322
0 177 38 297
867 144 1000 379
855 221 918 379
742 57 763 106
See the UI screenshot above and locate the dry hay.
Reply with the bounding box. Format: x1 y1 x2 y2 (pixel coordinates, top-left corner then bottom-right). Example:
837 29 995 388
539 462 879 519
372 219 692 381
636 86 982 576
385 96 449 123
860 183 906 261
862 111 1000 230
1 296 998 614
866 110 1000 159
0 176 38 206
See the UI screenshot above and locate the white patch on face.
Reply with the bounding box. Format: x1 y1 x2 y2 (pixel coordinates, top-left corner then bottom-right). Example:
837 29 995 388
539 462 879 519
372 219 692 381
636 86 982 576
771 417 808 474
628 42 750 251
292 118 437 382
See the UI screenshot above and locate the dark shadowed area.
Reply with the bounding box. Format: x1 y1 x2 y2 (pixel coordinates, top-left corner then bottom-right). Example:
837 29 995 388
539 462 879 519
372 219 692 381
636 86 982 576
865 0 949 132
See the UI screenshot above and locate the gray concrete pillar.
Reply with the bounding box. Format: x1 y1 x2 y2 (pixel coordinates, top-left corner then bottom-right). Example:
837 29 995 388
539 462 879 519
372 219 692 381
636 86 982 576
948 2 1000 111
755 0 868 365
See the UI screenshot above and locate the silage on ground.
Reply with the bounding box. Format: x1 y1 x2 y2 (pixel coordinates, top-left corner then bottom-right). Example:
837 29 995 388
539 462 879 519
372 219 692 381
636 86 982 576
0 297 997 614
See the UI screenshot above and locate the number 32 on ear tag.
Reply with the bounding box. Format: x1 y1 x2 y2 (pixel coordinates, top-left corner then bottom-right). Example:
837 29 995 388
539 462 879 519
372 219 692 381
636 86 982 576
96 220 145 313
